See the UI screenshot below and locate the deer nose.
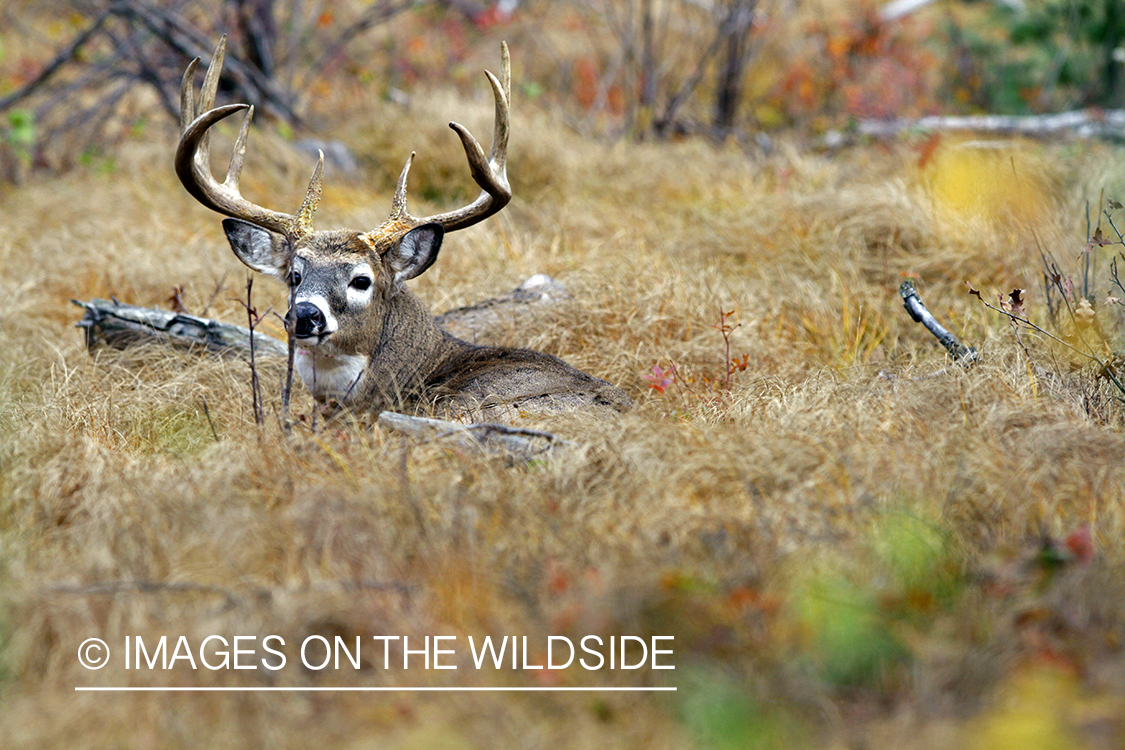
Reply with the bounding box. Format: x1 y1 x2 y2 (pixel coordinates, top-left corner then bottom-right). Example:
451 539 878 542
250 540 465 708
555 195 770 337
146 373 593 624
293 301 327 338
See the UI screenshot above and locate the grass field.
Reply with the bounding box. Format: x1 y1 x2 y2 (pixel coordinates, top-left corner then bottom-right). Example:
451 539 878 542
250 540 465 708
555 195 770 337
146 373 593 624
3 4 1125 748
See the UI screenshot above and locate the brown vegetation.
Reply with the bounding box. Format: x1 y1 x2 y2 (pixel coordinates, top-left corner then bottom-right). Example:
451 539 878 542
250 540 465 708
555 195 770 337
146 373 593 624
3 3 1125 749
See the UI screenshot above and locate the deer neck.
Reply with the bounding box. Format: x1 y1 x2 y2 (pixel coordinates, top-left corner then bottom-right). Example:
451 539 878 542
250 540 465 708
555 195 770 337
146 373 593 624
363 288 473 408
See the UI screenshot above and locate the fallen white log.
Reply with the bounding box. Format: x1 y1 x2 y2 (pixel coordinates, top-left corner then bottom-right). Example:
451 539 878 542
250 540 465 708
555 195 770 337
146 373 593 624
855 109 1125 141
377 411 568 459
73 297 289 358
74 275 571 357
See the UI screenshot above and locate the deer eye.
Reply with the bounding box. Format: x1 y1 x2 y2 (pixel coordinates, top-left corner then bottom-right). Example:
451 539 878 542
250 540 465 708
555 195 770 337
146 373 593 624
288 270 302 287
350 276 372 291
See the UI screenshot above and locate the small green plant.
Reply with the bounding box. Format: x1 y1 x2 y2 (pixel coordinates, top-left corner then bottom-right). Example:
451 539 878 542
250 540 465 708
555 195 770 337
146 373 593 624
679 665 811 750
947 0 1125 113
3 110 36 166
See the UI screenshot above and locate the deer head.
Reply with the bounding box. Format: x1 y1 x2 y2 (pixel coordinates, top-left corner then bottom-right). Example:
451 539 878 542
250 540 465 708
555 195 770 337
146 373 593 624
175 36 511 400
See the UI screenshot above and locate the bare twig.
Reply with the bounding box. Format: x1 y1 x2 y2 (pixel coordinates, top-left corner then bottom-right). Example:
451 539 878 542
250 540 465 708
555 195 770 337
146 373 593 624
241 274 265 425
972 293 1125 397
0 9 112 111
281 263 297 433
199 271 229 317
1104 209 1125 245
200 398 220 442
310 355 318 434
1111 256 1125 299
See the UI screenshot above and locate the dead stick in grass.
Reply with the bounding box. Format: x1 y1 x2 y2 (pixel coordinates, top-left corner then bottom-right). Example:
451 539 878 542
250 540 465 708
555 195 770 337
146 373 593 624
239 274 266 425
900 280 978 363
280 267 298 434
968 289 1125 398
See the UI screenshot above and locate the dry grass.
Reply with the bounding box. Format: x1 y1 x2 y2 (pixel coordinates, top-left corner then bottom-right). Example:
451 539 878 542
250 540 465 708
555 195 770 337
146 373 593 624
4 9 1125 750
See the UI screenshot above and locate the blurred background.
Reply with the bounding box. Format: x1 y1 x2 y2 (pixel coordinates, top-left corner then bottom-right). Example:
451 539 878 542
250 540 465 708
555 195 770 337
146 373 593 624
2 0 1123 184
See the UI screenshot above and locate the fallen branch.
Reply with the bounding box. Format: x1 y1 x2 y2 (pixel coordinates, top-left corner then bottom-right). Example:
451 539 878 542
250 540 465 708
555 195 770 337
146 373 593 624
0 10 112 111
1 0 416 183
377 411 568 460
857 109 1125 141
73 275 574 357
900 280 978 363
73 297 289 358
434 273 571 343
116 0 300 124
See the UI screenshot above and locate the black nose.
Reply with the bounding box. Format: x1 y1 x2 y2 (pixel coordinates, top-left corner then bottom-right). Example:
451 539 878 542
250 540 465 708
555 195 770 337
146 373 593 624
293 302 326 338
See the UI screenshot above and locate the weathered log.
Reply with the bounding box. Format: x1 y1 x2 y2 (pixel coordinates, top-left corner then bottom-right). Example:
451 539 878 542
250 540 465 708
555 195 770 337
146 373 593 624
74 275 571 357
73 297 289 358
434 273 572 344
377 411 568 459
855 109 1125 141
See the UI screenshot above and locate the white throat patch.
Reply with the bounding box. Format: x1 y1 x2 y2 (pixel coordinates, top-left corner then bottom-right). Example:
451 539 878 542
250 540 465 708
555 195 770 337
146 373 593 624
296 349 368 401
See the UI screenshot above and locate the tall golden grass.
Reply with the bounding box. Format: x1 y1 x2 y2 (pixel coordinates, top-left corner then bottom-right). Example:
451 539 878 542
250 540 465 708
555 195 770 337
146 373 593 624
3 6 1125 749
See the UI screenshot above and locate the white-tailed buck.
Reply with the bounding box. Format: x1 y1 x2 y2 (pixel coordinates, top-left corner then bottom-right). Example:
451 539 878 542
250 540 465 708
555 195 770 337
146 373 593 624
176 38 631 419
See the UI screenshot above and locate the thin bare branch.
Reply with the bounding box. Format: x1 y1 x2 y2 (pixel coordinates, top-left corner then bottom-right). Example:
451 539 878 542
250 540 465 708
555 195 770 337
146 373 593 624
0 9 112 112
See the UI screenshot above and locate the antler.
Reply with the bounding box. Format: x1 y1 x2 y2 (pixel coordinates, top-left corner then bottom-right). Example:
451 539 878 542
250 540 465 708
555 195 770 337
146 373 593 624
368 42 512 240
175 35 323 240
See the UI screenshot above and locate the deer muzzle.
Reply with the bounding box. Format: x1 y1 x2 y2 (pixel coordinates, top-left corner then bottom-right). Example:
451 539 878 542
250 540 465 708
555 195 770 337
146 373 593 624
293 301 328 340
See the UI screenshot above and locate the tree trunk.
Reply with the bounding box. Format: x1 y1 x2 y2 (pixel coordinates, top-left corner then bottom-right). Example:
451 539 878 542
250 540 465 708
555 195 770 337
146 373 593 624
713 0 756 137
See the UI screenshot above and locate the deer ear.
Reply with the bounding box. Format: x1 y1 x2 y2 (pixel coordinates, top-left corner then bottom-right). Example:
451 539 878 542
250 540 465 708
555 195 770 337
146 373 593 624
389 223 444 287
223 218 289 277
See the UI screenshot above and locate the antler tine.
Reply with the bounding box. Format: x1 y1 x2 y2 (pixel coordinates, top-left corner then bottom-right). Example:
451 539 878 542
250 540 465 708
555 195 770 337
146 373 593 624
224 104 253 188
179 57 199 133
295 150 325 238
386 42 512 235
175 36 319 240
389 152 416 220
487 41 511 168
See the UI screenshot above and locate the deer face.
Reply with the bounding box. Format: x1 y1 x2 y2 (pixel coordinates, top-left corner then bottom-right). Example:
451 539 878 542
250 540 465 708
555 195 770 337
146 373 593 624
223 219 444 398
224 219 445 352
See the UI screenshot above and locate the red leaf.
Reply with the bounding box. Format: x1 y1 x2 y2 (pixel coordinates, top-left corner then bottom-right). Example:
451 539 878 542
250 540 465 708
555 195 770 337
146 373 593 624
643 364 674 394
1007 288 1026 317
1064 525 1094 565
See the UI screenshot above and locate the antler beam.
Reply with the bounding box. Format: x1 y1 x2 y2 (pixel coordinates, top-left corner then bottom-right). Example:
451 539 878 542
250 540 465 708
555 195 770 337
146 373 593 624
175 35 322 240
379 42 512 235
